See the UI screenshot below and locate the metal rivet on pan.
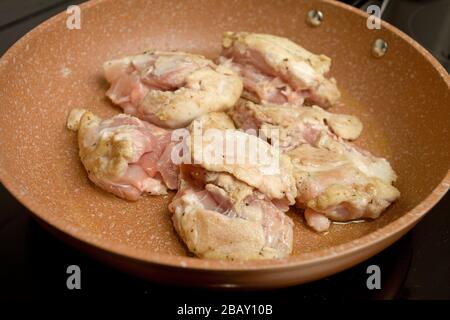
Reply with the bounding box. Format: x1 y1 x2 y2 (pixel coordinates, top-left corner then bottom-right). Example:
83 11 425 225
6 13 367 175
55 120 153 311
372 38 388 58
306 9 323 27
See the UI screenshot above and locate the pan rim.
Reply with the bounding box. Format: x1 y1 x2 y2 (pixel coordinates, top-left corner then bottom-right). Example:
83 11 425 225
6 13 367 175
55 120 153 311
0 0 449 272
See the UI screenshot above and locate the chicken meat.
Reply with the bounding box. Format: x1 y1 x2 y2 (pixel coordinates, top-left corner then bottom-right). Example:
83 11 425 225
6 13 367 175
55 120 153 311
67 109 179 201
189 127 297 204
288 143 400 232
229 100 399 232
219 32 341 108
169 165 294 260
168 113 295 259
230 99 363 151
104 51 243 128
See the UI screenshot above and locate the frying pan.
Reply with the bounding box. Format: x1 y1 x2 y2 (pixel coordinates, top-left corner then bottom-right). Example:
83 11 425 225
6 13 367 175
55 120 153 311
0 0 449 289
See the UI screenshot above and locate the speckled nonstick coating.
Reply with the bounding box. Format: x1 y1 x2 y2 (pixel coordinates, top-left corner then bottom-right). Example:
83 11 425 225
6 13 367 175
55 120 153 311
0 0 449 288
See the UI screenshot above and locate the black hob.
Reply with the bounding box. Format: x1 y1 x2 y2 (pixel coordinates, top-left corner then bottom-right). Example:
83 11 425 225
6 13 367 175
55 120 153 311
0 0 449 301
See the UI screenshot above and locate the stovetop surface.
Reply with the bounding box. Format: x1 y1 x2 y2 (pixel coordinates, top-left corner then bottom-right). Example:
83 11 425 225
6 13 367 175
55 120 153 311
0 0 449 301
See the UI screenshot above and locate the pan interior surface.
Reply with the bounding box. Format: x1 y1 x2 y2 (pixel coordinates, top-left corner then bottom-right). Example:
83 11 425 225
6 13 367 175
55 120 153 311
0 0 449 272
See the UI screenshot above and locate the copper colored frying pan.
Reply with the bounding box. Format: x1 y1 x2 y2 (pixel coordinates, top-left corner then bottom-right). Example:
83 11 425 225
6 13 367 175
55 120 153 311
0 0 449 289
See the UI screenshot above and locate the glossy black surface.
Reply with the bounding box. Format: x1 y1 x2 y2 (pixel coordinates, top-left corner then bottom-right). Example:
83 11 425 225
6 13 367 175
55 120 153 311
0 0 449 300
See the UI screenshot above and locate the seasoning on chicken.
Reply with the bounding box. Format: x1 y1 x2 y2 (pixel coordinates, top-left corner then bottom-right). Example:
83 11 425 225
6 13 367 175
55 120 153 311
219 32 341 108
229 100 399 232
168 113 295 259
104 51 243 128
66 109 179 201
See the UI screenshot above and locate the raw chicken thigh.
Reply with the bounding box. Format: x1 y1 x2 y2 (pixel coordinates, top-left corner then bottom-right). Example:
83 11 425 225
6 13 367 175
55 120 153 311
230 99 363 151
229 100 400 232
170 166 294 260
190 125 297 204
219 32 341 108
169 113 295 259
104 51 243 128
288 142 400 232
67 109 178 201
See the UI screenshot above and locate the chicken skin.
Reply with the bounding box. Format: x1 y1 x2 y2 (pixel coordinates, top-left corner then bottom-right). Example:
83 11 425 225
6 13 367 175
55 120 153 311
104 51 243 128
67 109 178 201
169 113 295 259
229 100 399 232
190 125 297 205
219 32 341 108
